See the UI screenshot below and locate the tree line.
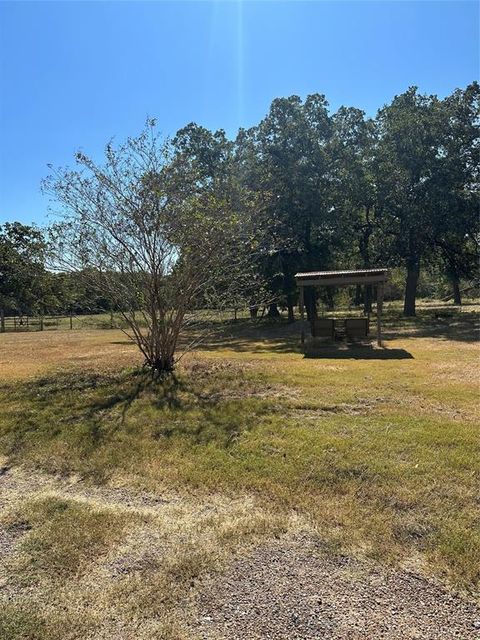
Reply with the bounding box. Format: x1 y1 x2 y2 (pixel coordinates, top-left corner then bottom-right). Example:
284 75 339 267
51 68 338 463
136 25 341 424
233 82 478 318
1 83 478 367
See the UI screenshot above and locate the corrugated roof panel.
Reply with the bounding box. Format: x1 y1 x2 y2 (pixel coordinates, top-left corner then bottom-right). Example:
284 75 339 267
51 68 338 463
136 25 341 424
295 268 388 279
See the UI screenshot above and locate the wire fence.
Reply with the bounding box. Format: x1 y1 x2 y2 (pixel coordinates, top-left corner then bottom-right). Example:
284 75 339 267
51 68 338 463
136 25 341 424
0 312 116 333
0 308 249 333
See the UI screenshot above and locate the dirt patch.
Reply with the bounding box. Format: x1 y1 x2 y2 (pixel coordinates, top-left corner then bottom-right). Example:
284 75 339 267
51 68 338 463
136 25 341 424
183 357 299 403
192 536 480 640
291 392 477 423
431 362 479 384
198 383 298 403
0 465 300 638
291 397 382 418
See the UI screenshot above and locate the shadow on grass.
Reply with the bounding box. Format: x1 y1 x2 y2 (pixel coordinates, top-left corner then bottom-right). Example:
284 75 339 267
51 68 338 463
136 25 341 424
303 344 414 360
83 369 211 425
197 336 300 354
187 308 479 353
105 308 477 364
383 318 479 343
380 307 479 343
1 364 270 459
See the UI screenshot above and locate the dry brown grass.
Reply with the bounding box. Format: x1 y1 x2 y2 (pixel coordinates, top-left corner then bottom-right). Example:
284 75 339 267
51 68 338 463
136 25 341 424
0 329 140 380
0 464 303 640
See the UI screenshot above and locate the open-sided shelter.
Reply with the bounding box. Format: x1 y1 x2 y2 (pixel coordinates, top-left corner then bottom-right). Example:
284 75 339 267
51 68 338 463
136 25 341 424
295 269 389 346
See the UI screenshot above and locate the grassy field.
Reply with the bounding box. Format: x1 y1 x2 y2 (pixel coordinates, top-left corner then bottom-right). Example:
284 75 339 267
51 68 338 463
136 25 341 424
0 303 478 638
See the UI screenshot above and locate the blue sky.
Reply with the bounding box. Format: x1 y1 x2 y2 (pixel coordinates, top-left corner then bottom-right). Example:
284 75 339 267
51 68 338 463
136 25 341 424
0 1 478 226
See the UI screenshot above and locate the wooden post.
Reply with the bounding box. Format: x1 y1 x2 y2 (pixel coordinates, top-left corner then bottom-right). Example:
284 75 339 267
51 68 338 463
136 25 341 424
70 311 73 330
40 315 44 331
376 283 384 347
0 308 4 333
299 285 305 345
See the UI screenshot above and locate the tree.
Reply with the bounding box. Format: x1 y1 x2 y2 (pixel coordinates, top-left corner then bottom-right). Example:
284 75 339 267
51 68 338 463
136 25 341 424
168 122 269 317
374 88 445 316
0 222 49 330
328 106 378 311
44 121 263 374
236 95 336 322
430 82 480 304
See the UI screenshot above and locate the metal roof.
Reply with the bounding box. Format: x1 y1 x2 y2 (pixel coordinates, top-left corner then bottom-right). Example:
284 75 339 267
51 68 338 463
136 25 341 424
295 268 388 280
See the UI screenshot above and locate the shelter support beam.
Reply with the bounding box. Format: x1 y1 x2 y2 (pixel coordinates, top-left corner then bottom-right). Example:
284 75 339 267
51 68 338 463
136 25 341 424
377 283 384 347
299 285 305 345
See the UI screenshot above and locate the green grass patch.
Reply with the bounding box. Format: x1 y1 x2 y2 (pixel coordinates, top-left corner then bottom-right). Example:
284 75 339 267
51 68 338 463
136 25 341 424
5 496 130 585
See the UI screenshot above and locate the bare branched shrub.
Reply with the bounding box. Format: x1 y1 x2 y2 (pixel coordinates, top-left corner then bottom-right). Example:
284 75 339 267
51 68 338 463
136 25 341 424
44 121 265 374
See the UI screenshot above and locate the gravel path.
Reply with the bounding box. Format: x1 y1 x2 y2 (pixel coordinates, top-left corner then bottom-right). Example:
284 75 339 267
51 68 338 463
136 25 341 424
2 465 479 639
192 538 480 640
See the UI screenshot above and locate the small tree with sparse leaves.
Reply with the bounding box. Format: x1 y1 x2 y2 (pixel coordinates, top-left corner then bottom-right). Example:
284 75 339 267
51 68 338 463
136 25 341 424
45 121 266 374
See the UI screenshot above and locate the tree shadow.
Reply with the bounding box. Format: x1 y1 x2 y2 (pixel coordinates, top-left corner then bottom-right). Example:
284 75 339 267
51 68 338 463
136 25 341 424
85 369 207 423
86 371 153 422
189 308 479 353
382 314 479 343
2 365 280 480
197 335 300 354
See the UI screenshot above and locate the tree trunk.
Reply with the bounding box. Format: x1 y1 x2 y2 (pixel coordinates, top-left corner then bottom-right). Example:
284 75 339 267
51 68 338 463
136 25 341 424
151 356 175 375
354 285 362 307
280 252 297 324
403 258 420 317
249 305 258 319
286 294 295 323
1 307 5 333
364 285 372 314
267 303 280 318
449 271 462 306
304 288 317 322
359 208 374 315
326 288 334 311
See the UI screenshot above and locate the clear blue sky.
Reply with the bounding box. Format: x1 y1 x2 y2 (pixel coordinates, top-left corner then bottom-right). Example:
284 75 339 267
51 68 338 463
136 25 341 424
0 1 478 226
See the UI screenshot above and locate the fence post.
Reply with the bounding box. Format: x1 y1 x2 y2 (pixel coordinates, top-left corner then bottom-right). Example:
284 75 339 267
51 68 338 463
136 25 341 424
0 308 4 333
70 311 73 330
40 315 44 331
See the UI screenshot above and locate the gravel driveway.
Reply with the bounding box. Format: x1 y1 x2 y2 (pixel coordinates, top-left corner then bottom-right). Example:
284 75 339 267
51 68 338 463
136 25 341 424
2 466 479 639
192 537 480 640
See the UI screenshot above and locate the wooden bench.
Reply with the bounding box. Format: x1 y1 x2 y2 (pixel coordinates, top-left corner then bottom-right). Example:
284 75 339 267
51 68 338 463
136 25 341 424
345 317 369 340
311 318 335 339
